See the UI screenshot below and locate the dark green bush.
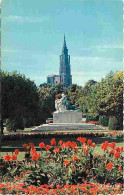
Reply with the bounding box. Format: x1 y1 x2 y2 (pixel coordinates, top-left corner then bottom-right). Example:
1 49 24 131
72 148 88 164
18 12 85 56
86 115 90 122
6 118 24 132
86 115 99 122
13 118 24 130
108 116 119 130
6 119 14 132
24 119 34 128
98 116 102 125
99 115 108 126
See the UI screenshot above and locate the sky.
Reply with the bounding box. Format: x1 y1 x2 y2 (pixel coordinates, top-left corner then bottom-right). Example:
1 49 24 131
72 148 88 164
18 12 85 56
1 0 123 87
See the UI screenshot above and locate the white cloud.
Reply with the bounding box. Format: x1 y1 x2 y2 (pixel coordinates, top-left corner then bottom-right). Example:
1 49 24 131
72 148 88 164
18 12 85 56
4 15 49 23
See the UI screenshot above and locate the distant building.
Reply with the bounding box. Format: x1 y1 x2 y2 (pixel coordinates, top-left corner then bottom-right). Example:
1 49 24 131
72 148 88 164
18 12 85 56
47 35 72 88
47 74 61 85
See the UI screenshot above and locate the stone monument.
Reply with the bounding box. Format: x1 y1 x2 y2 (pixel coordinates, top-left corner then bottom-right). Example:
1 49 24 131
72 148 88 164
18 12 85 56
31 93 104 131
53 93 82 123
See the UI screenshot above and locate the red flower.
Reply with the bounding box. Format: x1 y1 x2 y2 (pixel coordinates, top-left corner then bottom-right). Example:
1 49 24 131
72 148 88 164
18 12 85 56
86 169 89 173
91 143 96 148
101 141 109 151
64 160 69 166
29 143 34 149
22 144 29 151
114 152 120 160
32 153 40 161
30 149 36 155
53 147 60 153
4 155 11 162
118 167 122 171
73 147 78 152
109 149 114 154
82 187 87 192
61 143 66 149
39 142 45 148
109 142 116 149
14 149 19 155
65 141 72 148
51 138 56 146
22 144 27 148
70 141 77 149
83 148 89 154
58 140 63 145
77 137 86 144
87 139 92 145
73 156 79 162
106 162 113 171
45 145 51 150
115 147 120 152
120 147 123 152
11 154 17 161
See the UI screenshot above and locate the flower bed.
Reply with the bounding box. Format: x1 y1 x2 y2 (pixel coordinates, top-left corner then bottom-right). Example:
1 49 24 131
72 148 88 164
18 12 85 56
87 121 99 124
0 182 123 194
2 130 123 142
0 137 123 194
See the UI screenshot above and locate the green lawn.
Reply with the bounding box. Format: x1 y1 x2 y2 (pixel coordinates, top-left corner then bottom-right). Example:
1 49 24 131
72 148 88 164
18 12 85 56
3 129 123 134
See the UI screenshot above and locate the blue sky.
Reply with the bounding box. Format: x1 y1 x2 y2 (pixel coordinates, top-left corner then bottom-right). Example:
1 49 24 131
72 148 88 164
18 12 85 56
2 0 123 87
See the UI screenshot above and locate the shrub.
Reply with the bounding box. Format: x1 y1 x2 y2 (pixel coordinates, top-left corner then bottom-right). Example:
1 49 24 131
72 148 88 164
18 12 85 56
13 118 24 130
24 118 34 128
6 118 24 132
86 115 99 123
99 115 109 126
86 115 90 122
6 119 14 132
108 116 119 130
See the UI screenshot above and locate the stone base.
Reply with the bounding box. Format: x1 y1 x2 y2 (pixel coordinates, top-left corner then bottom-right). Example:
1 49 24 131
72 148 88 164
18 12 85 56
31 123 104 131
53 110 82 123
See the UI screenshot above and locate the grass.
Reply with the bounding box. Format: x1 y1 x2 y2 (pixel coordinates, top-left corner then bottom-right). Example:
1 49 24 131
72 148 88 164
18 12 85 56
3 129 123 134
3 126 36 133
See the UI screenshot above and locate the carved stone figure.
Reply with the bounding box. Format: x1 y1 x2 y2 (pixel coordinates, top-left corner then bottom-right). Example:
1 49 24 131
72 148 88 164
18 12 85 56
55 93 68 112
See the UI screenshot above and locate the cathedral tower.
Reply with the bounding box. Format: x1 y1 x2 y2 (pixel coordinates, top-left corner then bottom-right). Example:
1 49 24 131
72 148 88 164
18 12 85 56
59 35 72 87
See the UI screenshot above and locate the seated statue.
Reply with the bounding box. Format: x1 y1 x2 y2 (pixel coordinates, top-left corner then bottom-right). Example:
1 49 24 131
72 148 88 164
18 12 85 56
55 93 68 112
55 93 79 112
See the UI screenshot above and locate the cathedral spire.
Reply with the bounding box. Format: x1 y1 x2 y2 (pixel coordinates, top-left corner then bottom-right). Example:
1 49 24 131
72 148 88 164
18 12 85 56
62 34 67 52
64 34 66 45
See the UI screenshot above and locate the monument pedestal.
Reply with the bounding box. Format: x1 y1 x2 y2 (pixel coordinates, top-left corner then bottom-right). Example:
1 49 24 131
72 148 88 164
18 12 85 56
31 110 104 131
53 110 82 123
31 123 104 131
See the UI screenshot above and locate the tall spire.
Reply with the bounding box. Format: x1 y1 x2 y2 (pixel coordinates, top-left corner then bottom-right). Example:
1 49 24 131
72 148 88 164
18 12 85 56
64 34 66 45
62 34 67 52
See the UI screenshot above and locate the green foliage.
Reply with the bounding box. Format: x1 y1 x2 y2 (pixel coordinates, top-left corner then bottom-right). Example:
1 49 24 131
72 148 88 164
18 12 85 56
24 167 48 186
0 158 9 176
1 71 40 131
6 119 14 132
86 115 90 123
108 116 119 130
67 71 123 129
38 83 66 121
99 115 109 126
86 115 99 123
66 84 82 106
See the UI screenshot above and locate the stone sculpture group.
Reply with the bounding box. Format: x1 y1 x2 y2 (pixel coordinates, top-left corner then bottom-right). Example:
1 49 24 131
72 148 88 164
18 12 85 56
55 93 68 112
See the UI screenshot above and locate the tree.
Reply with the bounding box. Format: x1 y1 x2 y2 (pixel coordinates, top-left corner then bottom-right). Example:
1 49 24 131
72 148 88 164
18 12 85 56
38 83 66 121
1 71 40 131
